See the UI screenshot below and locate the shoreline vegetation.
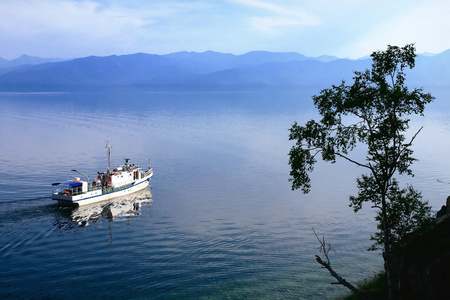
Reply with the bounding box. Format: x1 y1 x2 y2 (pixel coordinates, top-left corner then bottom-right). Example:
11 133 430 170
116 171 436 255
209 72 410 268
341 271 387 300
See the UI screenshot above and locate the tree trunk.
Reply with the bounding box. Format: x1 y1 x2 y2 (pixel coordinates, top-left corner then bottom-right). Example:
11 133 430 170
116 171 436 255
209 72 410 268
381 192 394 299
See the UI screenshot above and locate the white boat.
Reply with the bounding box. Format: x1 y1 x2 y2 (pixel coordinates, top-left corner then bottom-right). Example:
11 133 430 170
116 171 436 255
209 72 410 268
52 142 153 206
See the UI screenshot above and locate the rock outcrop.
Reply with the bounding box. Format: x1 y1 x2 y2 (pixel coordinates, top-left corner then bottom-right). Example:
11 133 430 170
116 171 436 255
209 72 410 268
399 204 450 299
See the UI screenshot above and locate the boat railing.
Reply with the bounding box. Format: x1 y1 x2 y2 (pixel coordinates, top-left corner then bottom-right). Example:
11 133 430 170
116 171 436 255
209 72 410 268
62 184 100 195
57 187 83 197
60 181 140 195
88 183 101 192
102 183 134 194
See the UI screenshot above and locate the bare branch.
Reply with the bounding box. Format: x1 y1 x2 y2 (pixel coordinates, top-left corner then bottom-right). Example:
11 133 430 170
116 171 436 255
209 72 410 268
312 149 322 159
313 228 332 264
312 229 372 300
408 126 423 145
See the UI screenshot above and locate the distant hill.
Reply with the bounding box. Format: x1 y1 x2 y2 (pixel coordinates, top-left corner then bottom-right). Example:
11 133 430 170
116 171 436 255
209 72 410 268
410 49 450 87
184 59 371 88
0 54 68 69
163 50 327 74
0 50 448 91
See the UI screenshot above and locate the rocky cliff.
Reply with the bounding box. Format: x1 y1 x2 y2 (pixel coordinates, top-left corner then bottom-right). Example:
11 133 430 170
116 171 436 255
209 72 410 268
399 198 450 299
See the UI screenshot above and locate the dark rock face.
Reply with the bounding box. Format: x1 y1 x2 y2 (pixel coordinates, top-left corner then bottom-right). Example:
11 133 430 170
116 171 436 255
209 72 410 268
399 214 450 299
447 196 450 214
436 205 447 218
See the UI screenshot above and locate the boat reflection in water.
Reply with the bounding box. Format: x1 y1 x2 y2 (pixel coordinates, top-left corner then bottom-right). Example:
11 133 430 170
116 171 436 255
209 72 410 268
54 188 153 230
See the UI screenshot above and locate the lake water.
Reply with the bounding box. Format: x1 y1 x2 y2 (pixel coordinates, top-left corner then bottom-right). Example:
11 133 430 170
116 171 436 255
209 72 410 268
1 87 449 299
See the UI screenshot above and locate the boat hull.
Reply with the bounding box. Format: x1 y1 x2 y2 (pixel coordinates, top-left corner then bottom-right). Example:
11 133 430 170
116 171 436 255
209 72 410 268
53 173 152 207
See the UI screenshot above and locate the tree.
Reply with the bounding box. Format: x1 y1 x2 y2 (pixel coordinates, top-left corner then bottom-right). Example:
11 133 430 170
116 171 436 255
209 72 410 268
288 44 434 299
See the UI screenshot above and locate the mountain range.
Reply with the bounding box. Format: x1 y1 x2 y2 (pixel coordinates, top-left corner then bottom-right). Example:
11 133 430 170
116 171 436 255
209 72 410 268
0 50 449 91
0 54 68 70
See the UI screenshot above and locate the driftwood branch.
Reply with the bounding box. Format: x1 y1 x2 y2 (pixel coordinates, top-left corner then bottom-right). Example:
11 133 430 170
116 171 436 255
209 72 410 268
313 228 372 300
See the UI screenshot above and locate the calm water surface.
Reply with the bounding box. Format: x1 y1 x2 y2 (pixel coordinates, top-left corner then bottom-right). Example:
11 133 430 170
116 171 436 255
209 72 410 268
1 88 449 299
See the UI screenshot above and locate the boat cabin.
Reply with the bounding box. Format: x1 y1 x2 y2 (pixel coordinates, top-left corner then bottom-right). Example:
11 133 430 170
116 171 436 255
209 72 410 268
52 178 88 196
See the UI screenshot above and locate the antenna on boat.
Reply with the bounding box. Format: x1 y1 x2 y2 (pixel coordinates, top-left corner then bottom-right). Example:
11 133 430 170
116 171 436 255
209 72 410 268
106 141 113 172
148 158 151 170
71 169 89 183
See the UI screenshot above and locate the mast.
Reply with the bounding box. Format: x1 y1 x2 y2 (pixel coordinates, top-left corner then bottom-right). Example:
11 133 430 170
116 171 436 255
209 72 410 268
106 141 112 172
71 169 89 183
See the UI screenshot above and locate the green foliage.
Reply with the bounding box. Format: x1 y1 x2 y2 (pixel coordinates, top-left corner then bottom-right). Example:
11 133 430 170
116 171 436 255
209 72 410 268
368 181 434 253
343 271 388 300
288 44 434 298
288 44 434 196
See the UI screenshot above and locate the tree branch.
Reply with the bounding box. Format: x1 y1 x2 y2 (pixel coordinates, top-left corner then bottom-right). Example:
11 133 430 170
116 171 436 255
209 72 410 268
407 126 423 145
336 153 371 169
396 126 423 160
312 229 372 300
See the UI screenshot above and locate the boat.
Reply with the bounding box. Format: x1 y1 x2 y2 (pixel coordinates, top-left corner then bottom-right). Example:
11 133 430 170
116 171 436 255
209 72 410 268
52 142 153 206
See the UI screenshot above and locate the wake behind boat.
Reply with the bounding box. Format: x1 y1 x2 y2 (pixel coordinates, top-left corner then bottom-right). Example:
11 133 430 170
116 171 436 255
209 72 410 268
52 143 153 206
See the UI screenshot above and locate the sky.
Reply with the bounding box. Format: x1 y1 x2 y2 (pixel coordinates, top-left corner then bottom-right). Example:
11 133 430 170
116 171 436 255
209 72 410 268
1 0 449 60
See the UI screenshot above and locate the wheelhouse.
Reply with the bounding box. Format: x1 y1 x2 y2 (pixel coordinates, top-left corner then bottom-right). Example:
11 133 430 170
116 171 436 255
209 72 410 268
52 179 87 196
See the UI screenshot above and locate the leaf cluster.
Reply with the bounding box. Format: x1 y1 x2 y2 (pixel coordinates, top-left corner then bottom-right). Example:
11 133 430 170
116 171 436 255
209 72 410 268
368 180 434 253
288 44 434 195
